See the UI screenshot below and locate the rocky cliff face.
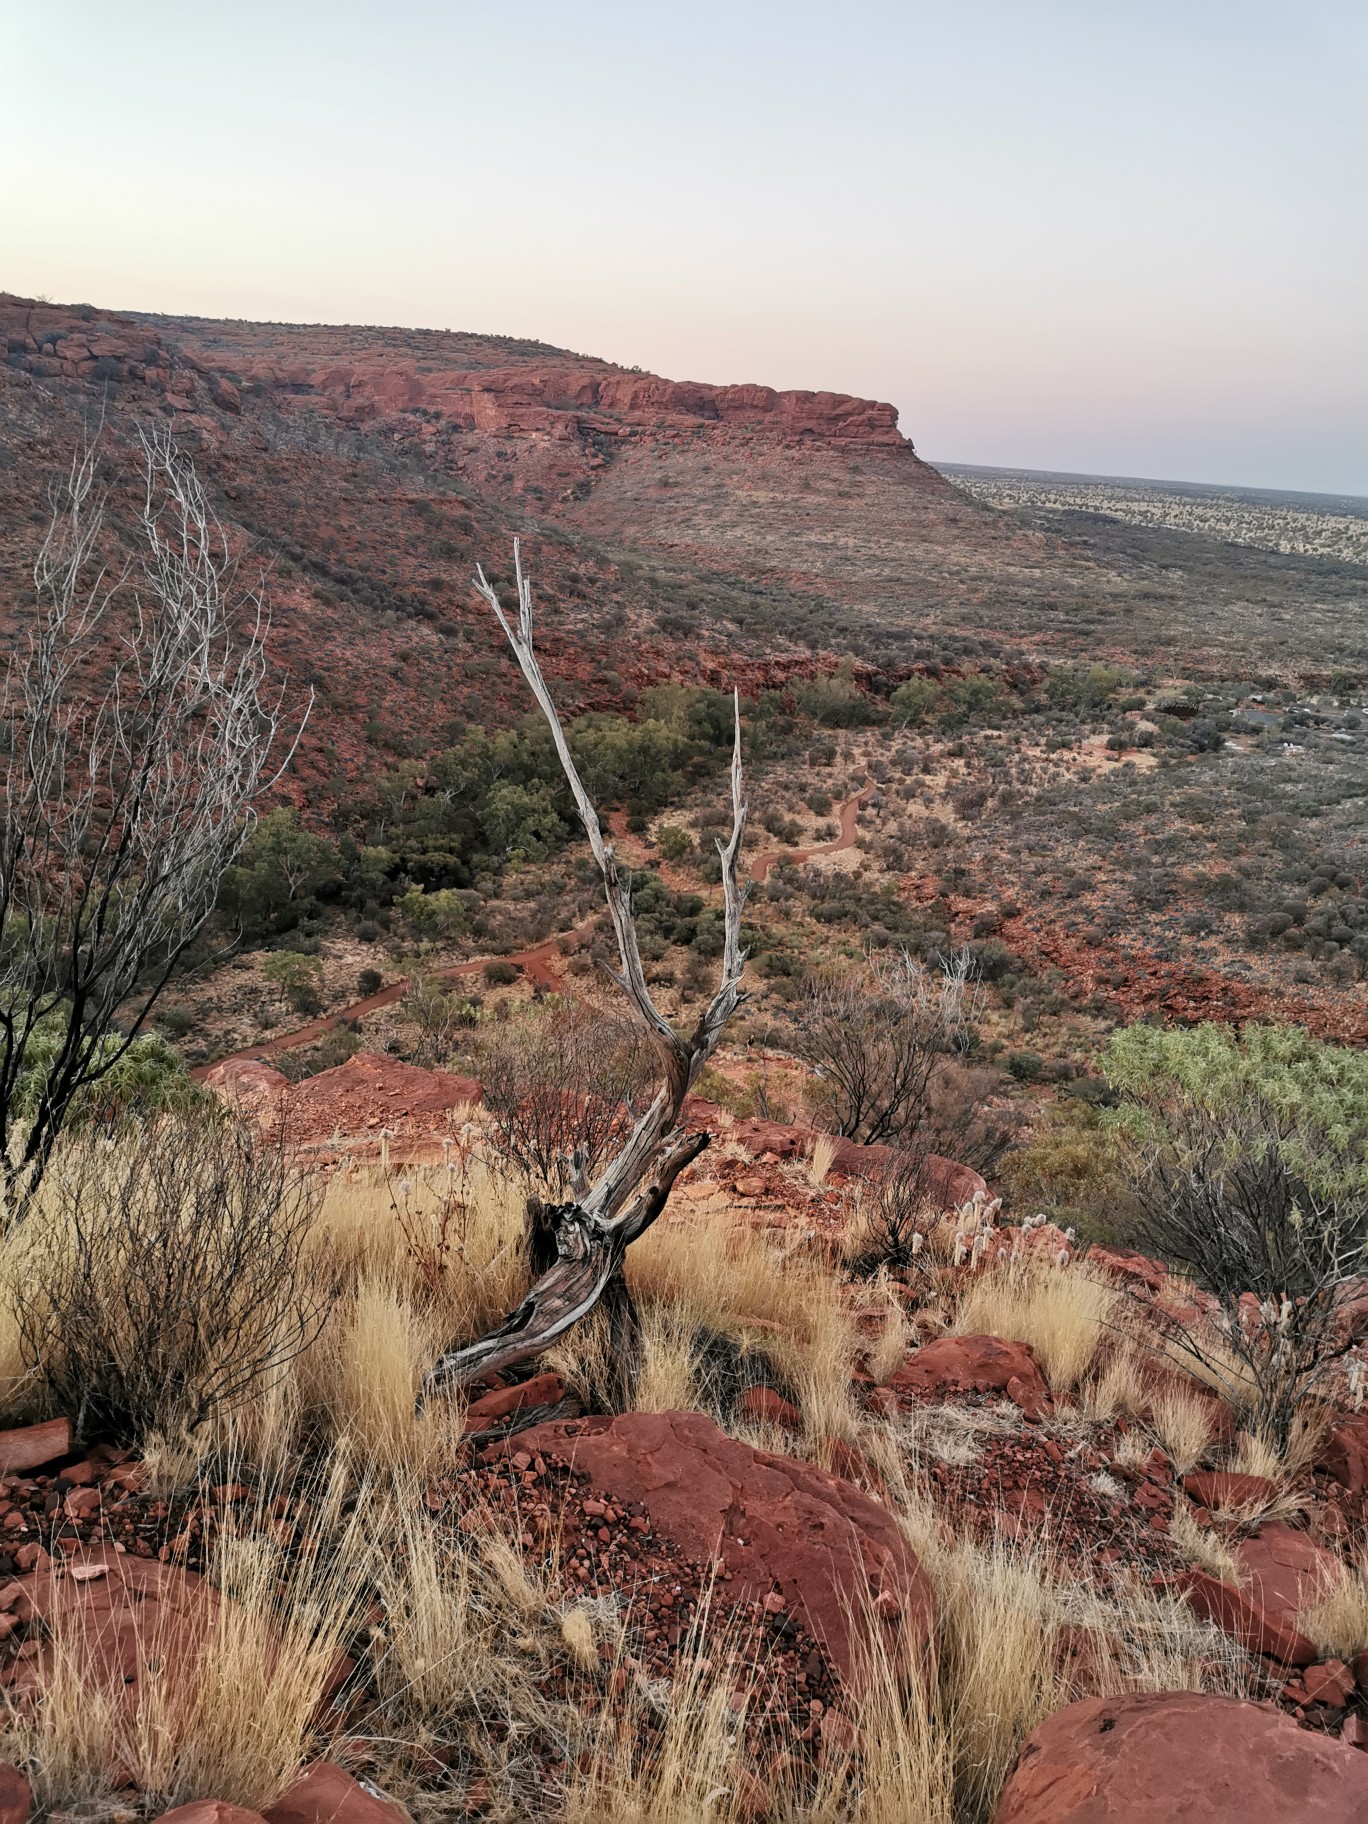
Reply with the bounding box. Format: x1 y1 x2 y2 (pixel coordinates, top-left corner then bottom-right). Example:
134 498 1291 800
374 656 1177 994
2 296 908 450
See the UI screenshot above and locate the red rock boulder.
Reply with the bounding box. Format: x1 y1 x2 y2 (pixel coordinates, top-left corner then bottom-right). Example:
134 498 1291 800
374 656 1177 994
158 1806 267 1824
0 1417 72 1475
2 1545 219 1706
1172 1568 1317 1666
1234 1521 1340 1629
994 1690 1368 1821
1318 1411 1368 1493
265 1761 408 1824
462 1371 569 1433
510 1410 934 1691
889 1335 1051 1418
0 1765 30 1824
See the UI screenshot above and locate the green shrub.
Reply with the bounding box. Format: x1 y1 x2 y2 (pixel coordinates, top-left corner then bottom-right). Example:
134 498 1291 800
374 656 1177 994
1102 1021 1368 1444
263 952 325 1016
656 824 694 863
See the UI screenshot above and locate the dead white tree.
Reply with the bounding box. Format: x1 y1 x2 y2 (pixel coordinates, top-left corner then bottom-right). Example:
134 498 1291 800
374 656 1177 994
421 541 748 1405
0 428 306 1217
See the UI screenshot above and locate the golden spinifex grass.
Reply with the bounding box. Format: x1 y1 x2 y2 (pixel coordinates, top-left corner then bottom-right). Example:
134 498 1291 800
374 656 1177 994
0 1129 1274 1823
951 1257 1117 1393
7 1461 369 1814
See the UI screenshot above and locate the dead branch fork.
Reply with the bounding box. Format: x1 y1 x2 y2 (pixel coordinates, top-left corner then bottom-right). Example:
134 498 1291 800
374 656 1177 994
419 542 748 1407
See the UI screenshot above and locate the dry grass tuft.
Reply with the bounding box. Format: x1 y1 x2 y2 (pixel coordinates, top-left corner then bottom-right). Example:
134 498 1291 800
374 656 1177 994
952 1260 1115 1392
1147 1382 1217 1474
808 1133 839 1188
932 1531 1067 1816
1079 1347 1147 1422
560 1606 599 1671
628 1209 857 1446
865 1271 912 1386
1300 1556 1368 1658
635 1303 705 1413
1170 1499 1243 1583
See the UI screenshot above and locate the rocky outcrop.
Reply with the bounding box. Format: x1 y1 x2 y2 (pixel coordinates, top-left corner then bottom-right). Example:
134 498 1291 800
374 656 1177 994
2 1543 219 1707
200 1051 482 1150
286 1052 481 1137
2 295 907 452
200 1057 291 1113
723 1116 986 1206
264 1762 409 1824
994 1690 1368 1821
508 1410 934 1690
889 1334 1052 1419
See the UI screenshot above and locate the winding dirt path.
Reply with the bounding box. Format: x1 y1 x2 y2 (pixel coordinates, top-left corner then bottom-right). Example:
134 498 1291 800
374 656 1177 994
194 784 871 1079
748 782 873 884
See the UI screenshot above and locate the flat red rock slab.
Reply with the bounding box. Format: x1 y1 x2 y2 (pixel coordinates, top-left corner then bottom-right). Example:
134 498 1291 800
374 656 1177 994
0 1417 72 1476
509 1409 935 1692
1182 1471 1276 1510
2 1542 219 1705
265 1762 408 1824
1235 1521 1341 1626
1173 1567 1317 1666
994 1690 1368 1821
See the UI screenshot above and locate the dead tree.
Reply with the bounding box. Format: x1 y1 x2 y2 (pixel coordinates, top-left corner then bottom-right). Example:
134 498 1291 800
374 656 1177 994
421 542 747 1406
0 429 305 1219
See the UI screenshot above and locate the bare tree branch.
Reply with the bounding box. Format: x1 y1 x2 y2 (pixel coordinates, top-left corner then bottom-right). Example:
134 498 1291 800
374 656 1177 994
0 427 309 1218
422 542 747 1403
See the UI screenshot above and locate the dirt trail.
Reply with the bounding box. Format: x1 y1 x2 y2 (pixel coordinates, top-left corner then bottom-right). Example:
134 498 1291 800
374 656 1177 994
195 785 871 1079
749 783 872 883
191 928 586 1079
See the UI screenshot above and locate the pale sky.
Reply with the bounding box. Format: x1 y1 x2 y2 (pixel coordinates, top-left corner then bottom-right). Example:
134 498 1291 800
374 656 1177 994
4 1 1365 494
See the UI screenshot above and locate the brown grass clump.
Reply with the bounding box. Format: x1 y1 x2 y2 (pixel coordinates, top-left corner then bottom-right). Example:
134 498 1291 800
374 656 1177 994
952 1260 1115 1392
9 1465 369 1814
1299 1554 1368 1659
1146 1382 1218 1474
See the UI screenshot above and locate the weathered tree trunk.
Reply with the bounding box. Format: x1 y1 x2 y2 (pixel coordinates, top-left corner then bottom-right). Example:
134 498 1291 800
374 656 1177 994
420 544 746 1408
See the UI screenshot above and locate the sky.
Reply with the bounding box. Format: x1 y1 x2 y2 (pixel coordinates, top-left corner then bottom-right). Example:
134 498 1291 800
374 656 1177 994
3 1 1365 494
